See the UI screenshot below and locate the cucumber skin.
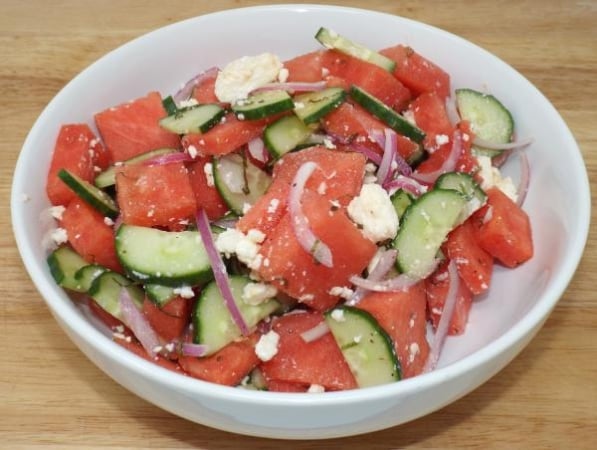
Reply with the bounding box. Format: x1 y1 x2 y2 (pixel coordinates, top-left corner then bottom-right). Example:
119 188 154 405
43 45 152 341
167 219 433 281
58 169 119 219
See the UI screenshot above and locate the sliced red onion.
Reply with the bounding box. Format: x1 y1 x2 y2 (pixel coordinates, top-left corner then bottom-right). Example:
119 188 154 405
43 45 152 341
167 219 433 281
348 143 383 165
144 152 193 166
181 342 209 357
445 97 461 127
516 151 531 207
195 209 250 336
412 129 463 184
473 135 534 151
252 81 327 94
173 66 219 104
347 249 397 305
288 162 333 268
424 260 459 372
368 128 386 149
377 129 397 185
385 175 427 197
300 321 330 343
247 137 270 164
119 288 161 358
393 151 413 178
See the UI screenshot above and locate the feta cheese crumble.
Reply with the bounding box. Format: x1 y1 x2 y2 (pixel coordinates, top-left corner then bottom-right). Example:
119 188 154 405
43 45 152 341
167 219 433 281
50 228 68 246
242 282 278 305
347 184 399 242
255 330 280 362
476 155 518 202
329 286 354 300
215 228 265 270
330 308 346 322
203 162 215 187
215 53 283 103
173 286 195 299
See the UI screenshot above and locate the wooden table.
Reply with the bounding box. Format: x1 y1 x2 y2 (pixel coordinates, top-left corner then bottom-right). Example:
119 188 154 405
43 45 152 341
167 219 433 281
2 1 595 448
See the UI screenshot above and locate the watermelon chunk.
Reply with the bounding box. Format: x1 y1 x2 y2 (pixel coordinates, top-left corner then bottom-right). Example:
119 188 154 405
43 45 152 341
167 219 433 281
259 312 357 391
143 296 191 342
60 197 122 272
187 156 229 220
115 162 196 228
95 91 181 162
46 124 105 206
358 283 430 378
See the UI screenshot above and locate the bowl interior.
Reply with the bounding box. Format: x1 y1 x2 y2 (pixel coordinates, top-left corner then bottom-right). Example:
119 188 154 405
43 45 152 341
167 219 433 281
11 3 590 434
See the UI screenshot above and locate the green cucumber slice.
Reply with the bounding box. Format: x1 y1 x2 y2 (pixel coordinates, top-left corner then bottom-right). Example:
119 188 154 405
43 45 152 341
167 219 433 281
145 283 177 308
74 264 107 293
57 169 119 219
393 189 467 278
315 27 396 72
213 153 272 215
293 87 346 124
47 246 89 293
263 115 313 159
192 276 280 355
115 224 212 286
325 306 401 387
455 88 514 157
350 86 425 143
435 171 487 221
232 90 294 120
159 103 225 134
88 271 144 320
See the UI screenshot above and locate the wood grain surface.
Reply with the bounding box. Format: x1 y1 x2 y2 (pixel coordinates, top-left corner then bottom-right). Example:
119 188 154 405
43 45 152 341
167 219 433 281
1 1 595 448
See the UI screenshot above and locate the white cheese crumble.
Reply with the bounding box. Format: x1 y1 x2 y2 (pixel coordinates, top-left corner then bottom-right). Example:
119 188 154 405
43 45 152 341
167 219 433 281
476 155 518 202
178 98 199 108
408 342 420 364
51 228 68 245
330 308 346 322
203 162 215 187
255 330 280 362
329 286 354 300
277 67 289 83
215 228 265 270
347 184 399 242
307 384 325 393
435 134 450 146
50 205 66 220
173 286 195 299
322 137 336 149
267 198 280 214
242 282 278 305
402 110 417 126
187 145 198 159
215 53 283 103
103 217 114 226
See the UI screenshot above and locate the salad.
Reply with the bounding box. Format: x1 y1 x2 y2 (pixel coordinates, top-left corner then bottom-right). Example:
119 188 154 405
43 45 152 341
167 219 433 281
45 27 533 392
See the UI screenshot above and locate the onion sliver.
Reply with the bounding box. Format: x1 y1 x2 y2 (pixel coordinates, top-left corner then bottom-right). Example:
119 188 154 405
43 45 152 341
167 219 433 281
412 130 462 184
300 321 330 343
445 97 461 127
473 135 534 151
349 143 382 165
181 342 209 357
385 175 427 197
517 151 531 207
377 129 397 185
347 249 397 305
119 288 161 358
247 137 270 164
288 162 334 268
195 209 250 336
424 260 459 372
173 67 219 104
144 152 194 166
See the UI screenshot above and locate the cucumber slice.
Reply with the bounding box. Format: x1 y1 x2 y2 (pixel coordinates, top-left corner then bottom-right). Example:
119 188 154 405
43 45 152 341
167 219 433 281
162 95 178 115
192 276 280 355
315 27 396 72
435 172 487 222
393 189 467 278
94 148 178 188
88 271 144 320
145 283 177 308
293 87 346 124
232 90 294 120
325 306 401 387
74 264 107 293
390 189 415 220
455 88 514 157
350 86 426 143
263 115 313 159
159 103 225 134
213 153 272 215
115 224 212 286
57 169 119 219
47 246 89 293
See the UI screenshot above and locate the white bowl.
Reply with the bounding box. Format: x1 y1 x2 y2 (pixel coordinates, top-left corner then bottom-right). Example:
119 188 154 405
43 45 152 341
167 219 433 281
11 4 590 439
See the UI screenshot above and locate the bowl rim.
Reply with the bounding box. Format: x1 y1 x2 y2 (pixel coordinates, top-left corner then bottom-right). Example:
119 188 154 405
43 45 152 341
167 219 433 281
11 3 592 408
